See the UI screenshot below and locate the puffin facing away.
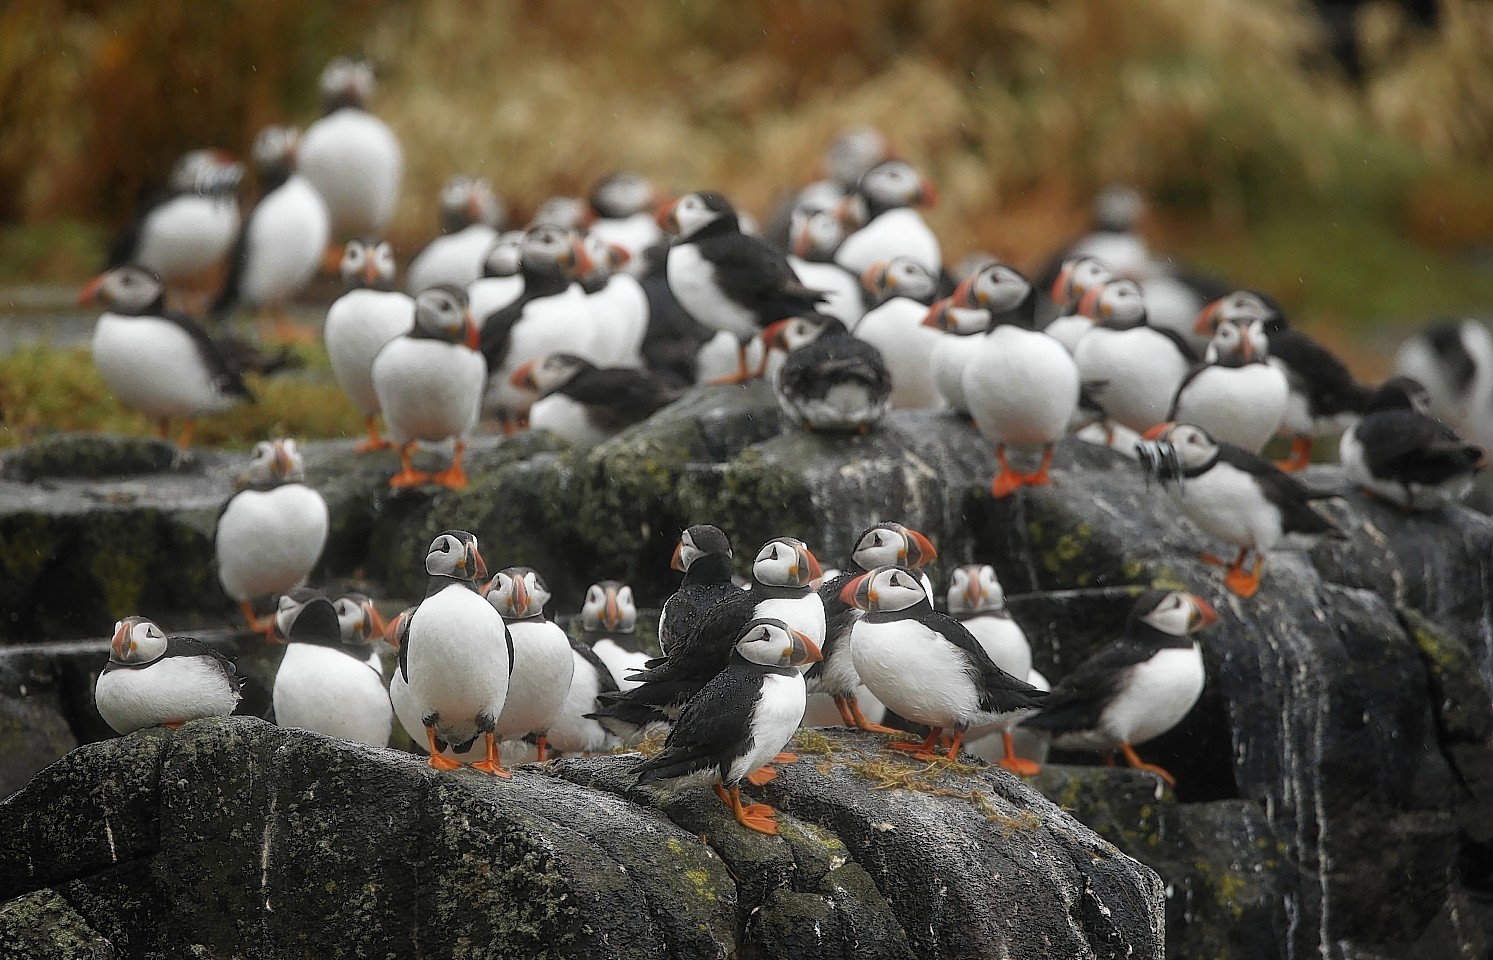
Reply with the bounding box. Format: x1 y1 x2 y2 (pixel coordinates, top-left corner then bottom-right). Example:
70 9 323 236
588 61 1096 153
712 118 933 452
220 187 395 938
633 618 822 835
1023 589 1216 786
1340 376 1484 511
764 313 891 433
270 588 392 748
95 616 243 735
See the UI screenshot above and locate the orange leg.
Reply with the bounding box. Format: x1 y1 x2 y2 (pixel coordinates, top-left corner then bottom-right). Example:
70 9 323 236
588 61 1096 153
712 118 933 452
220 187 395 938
846 695 901 735
354 416 393 453
175 419 196 450
425 728 461 771
717 783 779 835
990 447 1026 499
773 752 797 765
389 443 430 489
429 440 469 490
707 343 756 385
833 694 857 728
1026 445 1056 487
998 731 1042 776
240 601 275 639
155 418 172 440
1223 550 1262 599
533 734 548 762
890 727 943 759
746 766 778 786
470 732 512 778
1119 742 1176 787
163 720 185 729
1274 436 1313 473
942 729 966 761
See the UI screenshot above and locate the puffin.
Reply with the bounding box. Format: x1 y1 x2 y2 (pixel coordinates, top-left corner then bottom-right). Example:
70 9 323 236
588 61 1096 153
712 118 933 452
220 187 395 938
785 206 865 330
1167 312 1289 453
768 124 891 248
661 191 825 383
1340 376 1484 511
370 284 485 490
398 530 511 774
406 175 505 294
483 567 575 761
479 225 597 431
106 148 243 309
832 160 941 277
585 171 665 276
510 353 674 448
841 566 1048 761
1071 278 1198 435
297 56 403 241
957 263 1078 496
1136 422 1339 598
923 297 994 415
579 233 649 369
813 522 939 733
632 618 822 835
95 616 243 735
578 580 648 692
1022 589 1217 786
763 313 892 432
323 238 415 452
658 525 737 659
269 588 392 748
332 588 388 670
1195 291 1370 472
548 635 623 756
945 564 1038 774
211 125 330 341
81 265 253 447
467 230 527 323
1393 318 1493 458
854 257 945 409
1043 256 1115 354
215 438 329 636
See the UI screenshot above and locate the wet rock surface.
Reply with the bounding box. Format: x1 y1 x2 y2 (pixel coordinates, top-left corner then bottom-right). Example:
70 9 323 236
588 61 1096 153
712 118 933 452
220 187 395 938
0 718 1163 960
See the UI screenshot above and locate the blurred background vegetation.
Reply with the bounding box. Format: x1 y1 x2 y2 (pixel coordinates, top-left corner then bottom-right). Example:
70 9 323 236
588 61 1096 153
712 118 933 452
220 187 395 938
0 0 1490 446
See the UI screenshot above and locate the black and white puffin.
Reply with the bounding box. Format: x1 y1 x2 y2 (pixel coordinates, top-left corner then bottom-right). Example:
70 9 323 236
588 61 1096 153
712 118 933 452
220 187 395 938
842 566 1048 761
1195 291 1370 472
956 263 1077 496
579 233 649 369
785 206 865 330
546 581 643 755
763 313 891 432
658 525 737 659
212 125 330 340
1043 256 1115 353
1340 377 1484 511
1167 312 1288 453
370 284 485 490
270 588 392 747
1072 278 1198 435
633 618 822 835
482 567 574 760
406 175 505 294
853 257 945 409
944 564 1038 774
215 438 329 636
398 530 511 774
1393 318 1493 457
324 239 414 452
585 171 665 277
578 580 648 691
832 159 941 277
297 57 403 241
467 230 527 322
332 589 388 670
1022 589 1217 786
106 148 243 308
923 296 994 415
95 616 243 735
813 522 938 733
661 191 825 382
1136 422 1339 598
510 352 674 448
81 265 253 447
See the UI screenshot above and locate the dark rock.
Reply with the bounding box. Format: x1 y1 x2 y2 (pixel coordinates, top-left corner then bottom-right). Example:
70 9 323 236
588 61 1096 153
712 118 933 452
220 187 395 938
0 889 116 959
0 656 78 798
0 719 1163 960
0 433 196 483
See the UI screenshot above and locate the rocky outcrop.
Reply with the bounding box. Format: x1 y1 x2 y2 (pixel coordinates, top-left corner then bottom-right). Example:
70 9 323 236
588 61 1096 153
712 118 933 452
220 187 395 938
0 718 1165 959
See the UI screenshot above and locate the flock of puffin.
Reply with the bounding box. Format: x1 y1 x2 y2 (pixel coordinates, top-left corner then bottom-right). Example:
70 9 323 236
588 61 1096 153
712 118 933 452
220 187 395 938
76 57 1490 834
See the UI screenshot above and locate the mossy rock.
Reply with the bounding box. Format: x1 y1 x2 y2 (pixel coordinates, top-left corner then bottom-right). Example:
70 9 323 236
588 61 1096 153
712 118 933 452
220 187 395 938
0 433 196 482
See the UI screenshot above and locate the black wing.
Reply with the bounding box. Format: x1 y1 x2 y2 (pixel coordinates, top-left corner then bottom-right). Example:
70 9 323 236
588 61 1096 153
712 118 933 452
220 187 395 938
561 368 675 430
1214 445 1339 535
633 664 758 783
1167 363 1211 420
660 581 737 654
1358 411 1482 485
778 331 891 401
1021 639 1158 734
921 612 1048 714
1268 330 1371 418
698 232 826 325
157 313 254 400
638 590 757 683
1150 326 1199 365
165 635 245 694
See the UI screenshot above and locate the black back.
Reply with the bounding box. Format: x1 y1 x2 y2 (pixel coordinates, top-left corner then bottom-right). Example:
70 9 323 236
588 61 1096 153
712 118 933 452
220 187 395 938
557 366 676 430
1424 322 1478 398
104 636 245 696
1357 410 1482 486
1268 329 1371 420
686 216 826 329
478 266 571 368
632 654 785 785
1209 445 1340 536
776 318 891 403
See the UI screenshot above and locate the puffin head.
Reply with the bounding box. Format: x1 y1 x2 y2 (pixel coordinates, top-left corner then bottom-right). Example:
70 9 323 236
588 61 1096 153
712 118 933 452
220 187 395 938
1076 278 1148 329
426 530 486 583
1204 316 1269 367
953 263 1032 319
110 616 167 665
1133 589 1218 636
509 352 592 396
339 239 397 292
658 191 734 240
78 265 164 313
251 124 299 176
237 438 306 489
788 206 847 261
946 563 1006 616
413 285 479 351
333 591 386 647
589 171 658 221
580 580 637 632
762 314 832 354
849 522 937 572
319 56 376 112
1137 422 1219 475
751 537 822 589
439 175 504 234
671 524 731 572
734 618 823 668
856 159 937 210
861 257 938 306
838 565 929 614
1050 256 1114 310
272 587 341 647
1364 376 1433 416
1194 290 1283 337
482 231 526 278
483 566 548 619
520 224 590 281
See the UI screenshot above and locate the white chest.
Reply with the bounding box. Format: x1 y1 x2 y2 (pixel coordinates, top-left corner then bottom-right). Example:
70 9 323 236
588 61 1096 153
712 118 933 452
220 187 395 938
241 176 330 306
298 109 403 234
728 671 807 783
469 276 525 329
405 586 511 743
789 257 864 329
850 619 980 728
834 209 941 277
92 314 236 418
1172 363 1289 453
372 338 487 442
215 484 329 600
962 327 1080 448
854 298 944 410
1100 645 1205 745
961 615 1032 680
324 289 415 413
95 657 239 735
1074 327 1192 433
667 243 759 338
273 643 391 747
1171 462 1284 551
407 225 499 294
137 195 240 279
495 619 576 738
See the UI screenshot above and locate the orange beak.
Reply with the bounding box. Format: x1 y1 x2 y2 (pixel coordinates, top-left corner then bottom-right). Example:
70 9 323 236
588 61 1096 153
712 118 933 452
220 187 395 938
471 545 488 583
463 312 480 352
603 586 622 630
789 629 824 665
918 175 938 208
964 579 982 611
361 598 387 638
657 199 680 233
1076 287 1104 319
951 273 978 307
800 546 824 582
902 530 938 567
670 541 686 572
510 358 538 390
383 610 407 651
1190 596 1219 630
78 274 107 307
272 442 295 478
839 572 871 609
571 237 596 278
1141 422 1175 442
761 318 792 352
859 261 889 295
111 622 131 659
791 226 812 260
1049 262 1076 304
466 190 486 224
510 575 529 615
921 299 951 330
363 258 382 286
1239 334 1256 364
1193 299 1223 336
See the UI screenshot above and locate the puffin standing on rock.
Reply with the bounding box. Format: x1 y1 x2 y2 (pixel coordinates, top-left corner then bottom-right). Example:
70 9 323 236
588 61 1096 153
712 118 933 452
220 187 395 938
633 618 822 836
270 588 392 748
215 438 329 636
323 239 414 452
853 257 945 409
1022 589 1217 787
1071 278 1198 435
297 56 403 244
483 567 575 761
1136 422 1340 598
945 564 1039 774
1340 377 1484 511
371 284 485 490
662 191 826 383
95 617 243 735
764 313 892 432
842 566 1048 761
509 352 674 448
1168 312 1288 453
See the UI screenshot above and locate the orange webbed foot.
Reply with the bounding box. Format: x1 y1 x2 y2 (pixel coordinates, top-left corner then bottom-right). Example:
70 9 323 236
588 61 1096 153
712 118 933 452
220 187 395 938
736 809 780 835
1120 743 1177 787
999 756 1043 776
990 469 1026 499
772 752 797 765
1223 564 1261 599
429 464 469 490
746 766 778 786
388 468 431 489
470 760 513 778
354 435 394 454
427 753 461 771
